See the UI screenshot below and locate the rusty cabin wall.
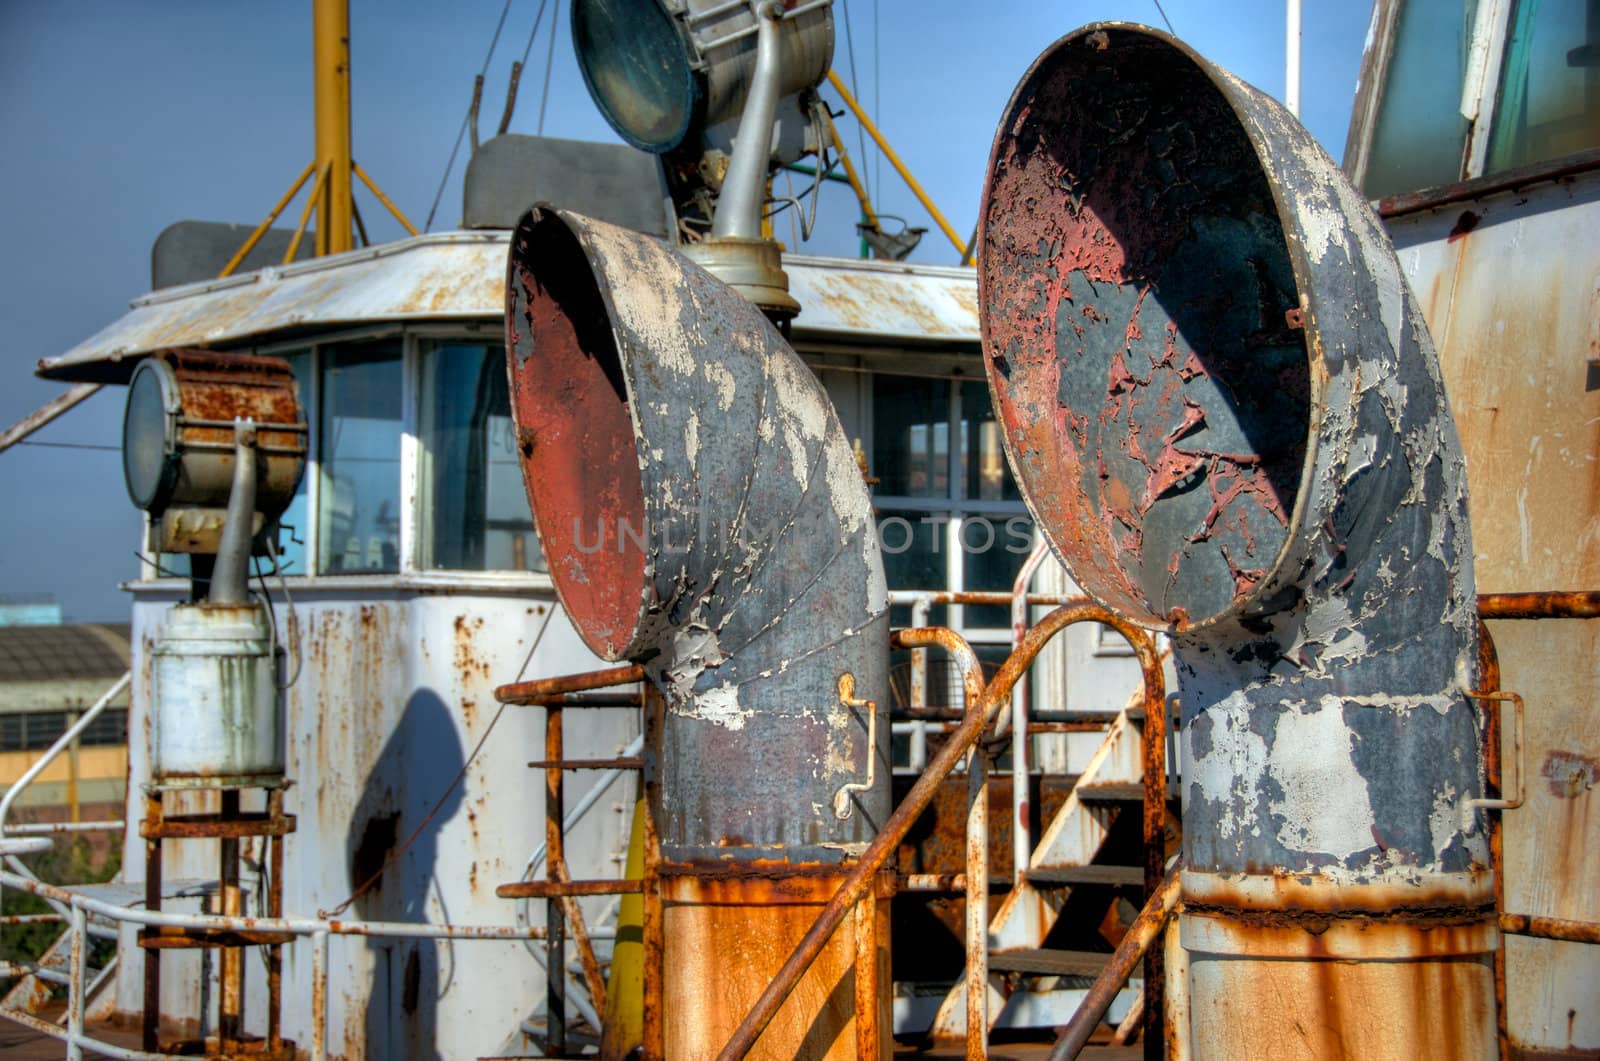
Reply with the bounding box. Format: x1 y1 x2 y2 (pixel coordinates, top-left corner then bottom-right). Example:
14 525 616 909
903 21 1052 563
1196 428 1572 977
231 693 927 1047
118 590 626 1059
1386 171 1600 1054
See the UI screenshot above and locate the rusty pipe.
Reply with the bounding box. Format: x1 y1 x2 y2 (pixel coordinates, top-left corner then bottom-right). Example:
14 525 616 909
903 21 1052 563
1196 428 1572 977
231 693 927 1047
980 24 1493 1058
1049 863 1182 1061
1477 621 1509 1058
719 605 1160 1059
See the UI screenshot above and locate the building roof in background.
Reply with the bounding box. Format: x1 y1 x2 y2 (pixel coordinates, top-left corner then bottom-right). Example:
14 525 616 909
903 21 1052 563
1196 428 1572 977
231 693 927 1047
0 623 131 684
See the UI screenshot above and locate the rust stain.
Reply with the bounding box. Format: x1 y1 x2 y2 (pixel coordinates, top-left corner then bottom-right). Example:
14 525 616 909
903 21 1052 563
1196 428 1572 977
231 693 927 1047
1446 210 1481 242
1541 750 1599 799
659 866 890 1060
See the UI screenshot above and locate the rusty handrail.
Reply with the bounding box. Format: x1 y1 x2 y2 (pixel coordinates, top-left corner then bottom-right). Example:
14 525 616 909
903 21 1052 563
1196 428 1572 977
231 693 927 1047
1048 862 1183 1061
1476 590 1600 619
1499 912 1600 945
494 664 645 705
716 602 1166 1060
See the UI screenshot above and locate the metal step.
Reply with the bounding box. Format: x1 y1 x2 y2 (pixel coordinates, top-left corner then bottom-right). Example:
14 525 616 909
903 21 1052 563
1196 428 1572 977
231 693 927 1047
1027 863 1143 887
1074 781 1177 803
495 879 643 899
988 948 1113 977
526 758 642 770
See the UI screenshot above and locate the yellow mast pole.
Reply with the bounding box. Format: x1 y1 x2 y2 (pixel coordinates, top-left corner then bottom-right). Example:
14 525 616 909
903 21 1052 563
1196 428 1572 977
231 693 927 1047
825 70 968 260
313 0 354 256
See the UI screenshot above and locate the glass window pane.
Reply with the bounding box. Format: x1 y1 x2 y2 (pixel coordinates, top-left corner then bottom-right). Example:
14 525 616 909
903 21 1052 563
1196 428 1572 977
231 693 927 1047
961 515 1035 627
318 341 403 574
1363 0 1479 197
872 375 950 498
960 380 1021 502
82 708 129 746
419 342 546 572
25 712 67 750
274 350 312 575
0 714 22 751
878 509 950 627
1487 0 1600 173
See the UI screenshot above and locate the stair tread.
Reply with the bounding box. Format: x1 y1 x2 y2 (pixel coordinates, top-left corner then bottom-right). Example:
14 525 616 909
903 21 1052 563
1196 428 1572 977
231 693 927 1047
1027 863 1143 886
988 948 1114 976
1075 781 1176 802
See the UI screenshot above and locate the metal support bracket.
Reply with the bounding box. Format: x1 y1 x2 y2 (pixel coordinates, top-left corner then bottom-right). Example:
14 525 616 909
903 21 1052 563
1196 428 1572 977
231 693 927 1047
832 673 877 820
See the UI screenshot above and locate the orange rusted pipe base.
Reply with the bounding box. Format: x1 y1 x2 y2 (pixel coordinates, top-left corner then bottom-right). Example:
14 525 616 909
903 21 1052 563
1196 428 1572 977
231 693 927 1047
1180 901 1498 1059
658 863 892 1060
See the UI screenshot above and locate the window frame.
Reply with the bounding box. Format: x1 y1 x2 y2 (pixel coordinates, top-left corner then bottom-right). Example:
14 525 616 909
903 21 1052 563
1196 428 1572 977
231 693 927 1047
1346 0 1600 202
803 346 1035 644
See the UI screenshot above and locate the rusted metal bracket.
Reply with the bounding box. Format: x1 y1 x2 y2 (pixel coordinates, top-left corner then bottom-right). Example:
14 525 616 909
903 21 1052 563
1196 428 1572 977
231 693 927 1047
832 673 878 820
1461 688 1525 827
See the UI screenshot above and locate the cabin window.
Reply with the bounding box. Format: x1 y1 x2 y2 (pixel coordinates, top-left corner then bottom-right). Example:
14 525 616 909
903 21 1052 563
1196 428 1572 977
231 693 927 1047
1362 0 1480 198
317 340 403 574
418 341 546 573
1486 0 1600 173
868 372 1034 632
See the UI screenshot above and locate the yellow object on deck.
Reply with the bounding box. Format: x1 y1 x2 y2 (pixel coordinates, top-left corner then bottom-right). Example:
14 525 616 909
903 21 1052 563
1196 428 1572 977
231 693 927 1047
600 798 647 1058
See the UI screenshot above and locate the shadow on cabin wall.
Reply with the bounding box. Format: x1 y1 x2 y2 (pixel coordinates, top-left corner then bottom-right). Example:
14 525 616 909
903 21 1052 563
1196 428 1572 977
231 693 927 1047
346 688 466 1060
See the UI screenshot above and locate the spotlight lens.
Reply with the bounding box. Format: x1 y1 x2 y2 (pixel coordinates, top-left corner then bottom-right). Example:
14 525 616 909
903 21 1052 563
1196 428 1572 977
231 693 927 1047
122 359 176 512
573 0 698 153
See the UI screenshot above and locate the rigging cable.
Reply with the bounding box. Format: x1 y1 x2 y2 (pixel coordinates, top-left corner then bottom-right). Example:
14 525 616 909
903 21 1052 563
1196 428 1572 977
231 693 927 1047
424 0 518 232
873 0 881 199
499 0 554 135
838 0 873 202
1151 0 1177 35
536 0 563 135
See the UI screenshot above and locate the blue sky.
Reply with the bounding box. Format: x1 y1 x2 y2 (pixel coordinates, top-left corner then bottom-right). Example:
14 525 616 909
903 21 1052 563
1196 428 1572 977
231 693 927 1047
0 1 1371 621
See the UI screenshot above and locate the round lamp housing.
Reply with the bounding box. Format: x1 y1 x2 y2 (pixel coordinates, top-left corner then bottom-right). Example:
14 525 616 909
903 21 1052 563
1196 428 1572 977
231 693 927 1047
121 349 307 555
573 0 700 152
572 0 833 154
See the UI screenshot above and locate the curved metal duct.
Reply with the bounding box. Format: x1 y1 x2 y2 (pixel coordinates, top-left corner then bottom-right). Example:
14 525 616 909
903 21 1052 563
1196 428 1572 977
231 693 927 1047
980 25 1493 1058
505 206 891 1053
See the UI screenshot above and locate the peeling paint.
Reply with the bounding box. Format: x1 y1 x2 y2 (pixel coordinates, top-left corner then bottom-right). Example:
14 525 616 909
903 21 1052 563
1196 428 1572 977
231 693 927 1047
505 208 890 865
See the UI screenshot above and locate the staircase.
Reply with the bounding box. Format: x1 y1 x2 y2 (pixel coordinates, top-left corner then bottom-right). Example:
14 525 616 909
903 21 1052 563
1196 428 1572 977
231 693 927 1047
925 693 1177 1041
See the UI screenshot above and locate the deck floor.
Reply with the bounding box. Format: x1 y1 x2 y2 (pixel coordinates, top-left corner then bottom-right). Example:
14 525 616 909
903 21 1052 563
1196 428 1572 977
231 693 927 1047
1 1014 1144 1059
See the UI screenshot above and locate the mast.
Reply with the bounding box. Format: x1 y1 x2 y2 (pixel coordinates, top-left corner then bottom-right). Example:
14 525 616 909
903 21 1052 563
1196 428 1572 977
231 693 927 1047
313 0 354 256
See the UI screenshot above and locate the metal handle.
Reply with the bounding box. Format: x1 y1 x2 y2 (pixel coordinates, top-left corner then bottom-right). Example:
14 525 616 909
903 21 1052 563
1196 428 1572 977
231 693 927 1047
832 673 877 820
1462 688 1525 828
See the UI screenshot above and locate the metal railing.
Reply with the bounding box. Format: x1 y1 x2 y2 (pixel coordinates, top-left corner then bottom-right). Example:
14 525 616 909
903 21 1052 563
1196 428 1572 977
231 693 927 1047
0 860 561 1061
0 665 612 1060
